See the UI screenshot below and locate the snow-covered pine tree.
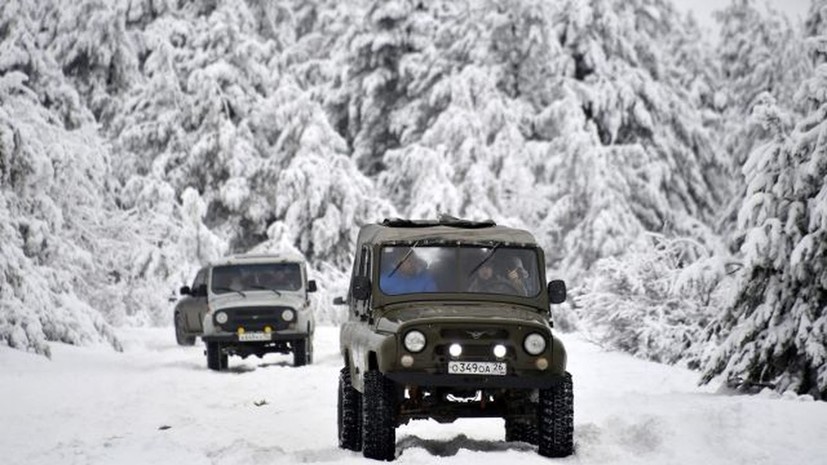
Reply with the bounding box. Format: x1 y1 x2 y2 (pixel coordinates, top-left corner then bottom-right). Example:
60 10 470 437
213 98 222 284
536 0 729 273
41 0 139 126
253 82 395 270
107 0 390 288
576 234 732 367
714 0 809 242
331 0 425 175
700 42 827 398
367 0 560 224
0 0 121 354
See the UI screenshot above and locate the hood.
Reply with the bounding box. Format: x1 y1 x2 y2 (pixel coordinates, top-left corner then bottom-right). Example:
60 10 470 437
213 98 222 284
375 302 549 333
210 291 306 311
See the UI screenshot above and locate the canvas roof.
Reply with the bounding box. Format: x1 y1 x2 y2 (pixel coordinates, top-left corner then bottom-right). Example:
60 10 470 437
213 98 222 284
356 218 538 248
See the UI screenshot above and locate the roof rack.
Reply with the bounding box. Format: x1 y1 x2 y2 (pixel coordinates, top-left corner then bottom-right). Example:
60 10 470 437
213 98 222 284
381 215 496 229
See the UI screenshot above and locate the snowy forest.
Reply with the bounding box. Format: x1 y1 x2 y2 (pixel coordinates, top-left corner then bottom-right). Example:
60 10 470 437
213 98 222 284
0 0 825 400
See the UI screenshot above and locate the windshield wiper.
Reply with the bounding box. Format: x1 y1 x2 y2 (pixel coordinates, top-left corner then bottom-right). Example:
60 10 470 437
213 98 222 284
213 286 246 297
247 285 282 296
468 242 502 277
388 241 420 277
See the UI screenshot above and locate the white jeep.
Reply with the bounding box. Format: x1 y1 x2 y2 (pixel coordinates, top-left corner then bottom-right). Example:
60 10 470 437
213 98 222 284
176 253 317 370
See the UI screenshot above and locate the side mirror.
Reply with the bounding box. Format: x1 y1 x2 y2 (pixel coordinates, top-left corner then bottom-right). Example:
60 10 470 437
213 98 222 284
333 296 346 305
351 276 372 301
307 280 318 293
548 280 567 304
194 284 208 297
180 286 191 296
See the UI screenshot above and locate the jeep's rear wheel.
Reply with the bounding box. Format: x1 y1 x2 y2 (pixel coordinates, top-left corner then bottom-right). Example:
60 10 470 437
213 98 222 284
362 370 397 461
174 313 195 346
206 341 227 371
293 338 309 367
338 367 362 451
537 372 574 457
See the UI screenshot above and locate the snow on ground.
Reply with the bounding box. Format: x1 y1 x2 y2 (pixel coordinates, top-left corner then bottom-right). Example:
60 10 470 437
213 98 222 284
1 326 825 465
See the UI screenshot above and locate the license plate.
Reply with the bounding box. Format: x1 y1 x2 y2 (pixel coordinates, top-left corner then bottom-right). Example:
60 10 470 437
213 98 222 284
238 332 271 342
448 361 507 376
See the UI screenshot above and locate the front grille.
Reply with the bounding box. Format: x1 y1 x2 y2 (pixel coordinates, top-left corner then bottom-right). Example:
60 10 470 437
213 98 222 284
434 327 513 360
440 328 510 341
434 343 513 358
218 306 294 331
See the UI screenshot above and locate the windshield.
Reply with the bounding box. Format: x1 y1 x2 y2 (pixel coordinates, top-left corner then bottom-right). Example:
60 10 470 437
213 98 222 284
211 263 301 295
379 245 541 297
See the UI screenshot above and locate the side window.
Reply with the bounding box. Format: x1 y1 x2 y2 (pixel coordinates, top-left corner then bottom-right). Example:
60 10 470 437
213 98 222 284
192 268 207 290
359 246 372 278
354 246 372 315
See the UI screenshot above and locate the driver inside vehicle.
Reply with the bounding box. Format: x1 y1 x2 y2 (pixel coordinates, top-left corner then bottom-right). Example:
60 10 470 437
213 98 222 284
467 254 530 296
379 248 437 295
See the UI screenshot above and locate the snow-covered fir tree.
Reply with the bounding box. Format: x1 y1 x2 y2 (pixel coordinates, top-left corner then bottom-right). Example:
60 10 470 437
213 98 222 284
576 234 733 367
330 0 428 175
714 0 809 242
107 0 392 260
0 0 122 354
540 0 730 274
700 34 827 398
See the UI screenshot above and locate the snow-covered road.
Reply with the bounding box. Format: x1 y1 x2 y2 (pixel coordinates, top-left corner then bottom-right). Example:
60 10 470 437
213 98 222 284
1 326 825 465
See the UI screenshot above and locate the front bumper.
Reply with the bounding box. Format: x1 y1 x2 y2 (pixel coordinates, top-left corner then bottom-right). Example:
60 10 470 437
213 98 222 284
384 371 566 389
202 330 306 344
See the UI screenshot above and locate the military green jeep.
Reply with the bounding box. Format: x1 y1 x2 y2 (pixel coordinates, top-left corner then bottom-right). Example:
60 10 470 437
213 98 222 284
336 218 572 460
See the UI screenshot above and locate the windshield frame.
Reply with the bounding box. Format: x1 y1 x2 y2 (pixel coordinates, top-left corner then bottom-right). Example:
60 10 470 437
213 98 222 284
374 242 546 303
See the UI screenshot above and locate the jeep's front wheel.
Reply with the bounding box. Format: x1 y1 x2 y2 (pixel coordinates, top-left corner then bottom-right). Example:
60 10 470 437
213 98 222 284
174 313 195 346
362 370 397 461
293 338 309 367
338 367 362 451
537 372 574 457
206 341 227 371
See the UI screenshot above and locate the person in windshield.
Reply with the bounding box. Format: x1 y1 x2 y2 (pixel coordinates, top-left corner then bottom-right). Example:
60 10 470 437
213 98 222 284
502 256 530 296
467 254 529 296
232 272 249 291
380 249 437 295
467 261 496 293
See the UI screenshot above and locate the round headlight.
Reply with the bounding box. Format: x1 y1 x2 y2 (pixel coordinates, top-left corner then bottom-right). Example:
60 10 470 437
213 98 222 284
215 311 228 324
403 330 426 353
449 343 463 358
281 309 295 322
493 344 507 358
523 333 547 355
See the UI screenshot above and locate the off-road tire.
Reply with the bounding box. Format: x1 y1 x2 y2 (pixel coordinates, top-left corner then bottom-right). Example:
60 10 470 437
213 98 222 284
206 341 227 371
174 313 196 346
293 338 309 367
338 367 362 451
537 372 574 457
362 370 397 461
505 418 538 445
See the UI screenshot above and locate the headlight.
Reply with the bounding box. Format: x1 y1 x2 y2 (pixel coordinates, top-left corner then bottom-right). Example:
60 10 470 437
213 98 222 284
449 343 463 358
281 309 295 322
403 330 426 353
215 312 228 324
523 333 547 355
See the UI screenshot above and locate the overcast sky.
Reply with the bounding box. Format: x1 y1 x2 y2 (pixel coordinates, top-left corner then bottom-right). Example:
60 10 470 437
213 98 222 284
671 0 813 34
